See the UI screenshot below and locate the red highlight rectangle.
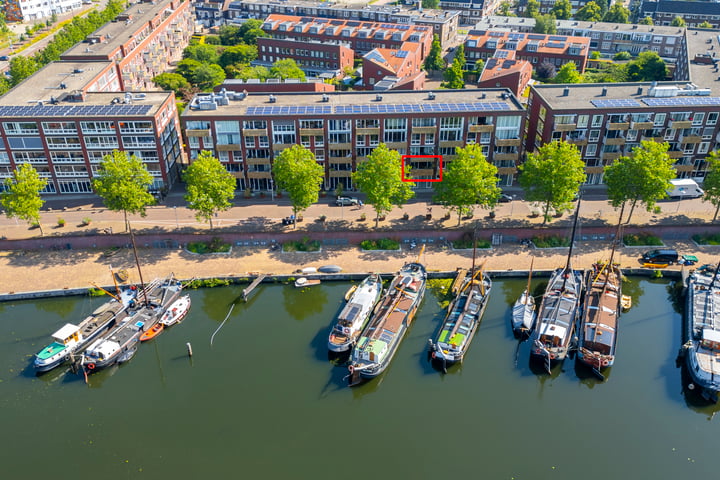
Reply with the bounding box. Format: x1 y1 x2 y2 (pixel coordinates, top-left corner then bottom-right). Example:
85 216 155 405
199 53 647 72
401 155 443 183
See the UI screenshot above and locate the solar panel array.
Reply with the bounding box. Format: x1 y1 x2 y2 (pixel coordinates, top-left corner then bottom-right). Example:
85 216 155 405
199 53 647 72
245 105 333 116
489 31 505 37
394 50 409 58
508 33 525 41
0 104 153 117
590 99 642 108
549 36 567 42
642 96 720 107
545 42 566 49
527 34 546 40
333 103 511 115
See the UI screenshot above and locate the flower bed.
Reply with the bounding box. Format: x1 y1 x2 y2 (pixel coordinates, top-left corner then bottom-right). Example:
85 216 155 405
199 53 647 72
692 233 720 246
451 238 492 250
360 238 400 251
623 233 663 247
531 235 570 248
186 237 232 254
283 237 321 252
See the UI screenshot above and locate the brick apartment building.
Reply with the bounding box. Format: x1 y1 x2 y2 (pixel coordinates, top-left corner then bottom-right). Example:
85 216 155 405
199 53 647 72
60 0 195 91
3 0 81 22
181 89 526 191
477 53 533 97
225 0 460 49
362 43 425 90
526 82 720 184
215 79 336 94
256 37 354 79
640 1 720 29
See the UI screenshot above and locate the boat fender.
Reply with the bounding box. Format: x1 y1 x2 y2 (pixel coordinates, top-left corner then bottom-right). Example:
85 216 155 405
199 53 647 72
602 359 609 367
549 353 556 360
348 364 354 374
87 363 96 370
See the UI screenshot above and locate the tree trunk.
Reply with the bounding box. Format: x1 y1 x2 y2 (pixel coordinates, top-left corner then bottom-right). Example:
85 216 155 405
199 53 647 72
457 210 462 226
542 201 551 226
625 199 638 225
375 211 380 229
38 222 44 236
209 216 214 230
123 210 129 232
714 203 720 222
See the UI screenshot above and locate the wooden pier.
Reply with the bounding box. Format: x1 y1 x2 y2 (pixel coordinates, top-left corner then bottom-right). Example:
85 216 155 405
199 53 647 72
242 274 267 302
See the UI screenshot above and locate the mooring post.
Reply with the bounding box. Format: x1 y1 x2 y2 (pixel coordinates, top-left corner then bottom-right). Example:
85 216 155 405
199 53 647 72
186 342 193 357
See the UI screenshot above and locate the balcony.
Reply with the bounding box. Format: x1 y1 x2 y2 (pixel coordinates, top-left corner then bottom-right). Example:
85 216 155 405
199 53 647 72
605 137 626 146
567 137 587 146
553 123 577 132
216 144 239 151
585 166 605 174
497 166 518 175
411 126 436 134
356 127 380 135
329 170 352 178
328 142 353 150
356 156 369 163
630 121 654 130
494 153 519 162
675 164 694 172
668 150 684 159
469 124 494 133
607 122 630 130
328 156 352 164
439 140 464 148
670 120 692 129
602 151 622 161
247 171 272 179
641 136 664 142
272 143 296 152
442 155 457 162
299 128 324 136
681 135 702 144
243 128 267 137
246 158 271 165
495 138 521 147
408 168 436 177
384 141 406 150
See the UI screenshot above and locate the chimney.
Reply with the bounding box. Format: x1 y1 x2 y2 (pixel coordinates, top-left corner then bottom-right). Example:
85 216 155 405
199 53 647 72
418 0 422 12
563 86 570 96
601 87 607 96
637 87 643 95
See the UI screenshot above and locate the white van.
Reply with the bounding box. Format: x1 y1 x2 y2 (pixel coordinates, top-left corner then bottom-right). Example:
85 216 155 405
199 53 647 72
666 179 704 199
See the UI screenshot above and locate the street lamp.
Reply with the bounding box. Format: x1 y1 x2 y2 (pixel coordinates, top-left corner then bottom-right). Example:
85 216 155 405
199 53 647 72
510 194 517 217
270 178 275 201
173 206 179 229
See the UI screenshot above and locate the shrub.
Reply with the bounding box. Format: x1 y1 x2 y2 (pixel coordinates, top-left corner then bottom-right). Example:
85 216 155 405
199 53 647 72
82 217 92 226
692 233 720 245
452 237 491 249
623 232 663 246
360 238 400 250
57 217 66 227
283 237 321 252
187 237 231 254
531 235 570 248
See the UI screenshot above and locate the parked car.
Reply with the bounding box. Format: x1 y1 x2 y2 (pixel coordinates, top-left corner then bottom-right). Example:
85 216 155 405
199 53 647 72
335 196 359 206
0 56 9 61
641 249 679 265
498 194 513 203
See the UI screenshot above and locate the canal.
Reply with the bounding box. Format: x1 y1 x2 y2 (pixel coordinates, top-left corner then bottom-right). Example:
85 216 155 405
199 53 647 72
0 277 717 479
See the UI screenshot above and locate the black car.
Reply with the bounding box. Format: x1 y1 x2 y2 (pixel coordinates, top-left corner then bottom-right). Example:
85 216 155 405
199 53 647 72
498 194 513 203
641 249 679 265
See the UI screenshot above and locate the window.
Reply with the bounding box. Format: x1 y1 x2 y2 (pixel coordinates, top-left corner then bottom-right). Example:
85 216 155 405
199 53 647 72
589 130 600 142
3 122 38 135
591 115 603 128
702 127 714 140
693 112 705 126
299 119 323 129
495 116 521 139
243 120 267 130
216 120 240 133
708 112 719 125
577 115 589 129
699 142 711 154
585 144 597 157
411 118 436 127
654 113 666 126
626 129 638 142
81 121 115 134
42 122 77 134
554 114 575 125
356 119 379 128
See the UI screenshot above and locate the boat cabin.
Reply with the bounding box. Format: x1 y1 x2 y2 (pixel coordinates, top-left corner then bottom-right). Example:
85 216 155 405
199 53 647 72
701 328 720 351
52 324 81 345
539 324 567 347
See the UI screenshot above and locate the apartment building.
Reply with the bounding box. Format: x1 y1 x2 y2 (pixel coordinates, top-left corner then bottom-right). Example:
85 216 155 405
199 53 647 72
477 54 533 97
256 37 354 79
181 89 526 191
640 1 720 29
0 62 183 195
526 82 720 184
433 0 501 26
464 30 591 72
474 16 690 81
225 0 460 48
362 43 425 89
60 0 195 91
517 0 592 16
3 0 81 22
215 78 337 94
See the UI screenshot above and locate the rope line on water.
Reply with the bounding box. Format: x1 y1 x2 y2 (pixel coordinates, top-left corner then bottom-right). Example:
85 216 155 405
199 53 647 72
210 304 235 347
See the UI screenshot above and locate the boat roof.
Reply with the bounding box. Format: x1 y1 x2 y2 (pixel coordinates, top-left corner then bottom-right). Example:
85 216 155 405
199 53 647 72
538 323 567 340
702 328 720 343
52 323 80 340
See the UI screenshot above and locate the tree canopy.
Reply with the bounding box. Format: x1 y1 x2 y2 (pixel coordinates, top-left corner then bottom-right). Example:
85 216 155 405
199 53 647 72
352 144 415 228
422 0 439 8
433 144 501 225
183 151 236 230
603 141 676 224
602 2 630 23
218 20 267 46
554 62 583 83
626 51 668 81
551 0 573 20
524 0 540 18
536 61 557 80
218 44 258 68
271 145 324 227
702 151 720 222
519 141 586 224
1 163 47 235
575 1 603 22
638 16 654 25
92 150 155 231
153 72 190 95
191 63 226 90
424 35 444 71
533 14 558 34
270 58 306 80
497 1 516 16
442 56 465 89
183 43 219 64
670 16 686 27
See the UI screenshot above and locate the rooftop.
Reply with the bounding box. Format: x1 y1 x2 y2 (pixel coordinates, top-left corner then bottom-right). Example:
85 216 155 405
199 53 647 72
644 1 720 15
475 15 687 37
686 28 720 95
182 89 525 117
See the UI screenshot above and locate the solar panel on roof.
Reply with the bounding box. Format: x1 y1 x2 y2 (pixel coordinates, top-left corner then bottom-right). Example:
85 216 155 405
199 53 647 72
495 50 509 58
0 104 153 117
549 36 567 42
642 97 720 107
347 21 360 27
394 50 409 58
527 34 546 40
508 33 524 40
365 51 385 63
545 42 565 49
590 99 642 108
502 60 515 69
489 31 504 37
330 20 343 25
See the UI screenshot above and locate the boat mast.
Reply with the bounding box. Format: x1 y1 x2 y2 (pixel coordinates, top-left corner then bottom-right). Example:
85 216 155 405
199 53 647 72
525 257 534 305
128 224 148 305
561 195 582 290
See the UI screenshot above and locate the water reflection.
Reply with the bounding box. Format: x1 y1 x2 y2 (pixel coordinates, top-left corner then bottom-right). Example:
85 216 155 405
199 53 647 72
283 284 328 321
35 295 84 319
621 275 645 310
679 366 720 420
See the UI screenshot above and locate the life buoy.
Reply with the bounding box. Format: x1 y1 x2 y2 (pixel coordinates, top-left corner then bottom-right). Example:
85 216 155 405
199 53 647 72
348 364 355 374
431 351 436 359
602 359 609 367
342 327 350 335
549 353 556 360
87 363 96 370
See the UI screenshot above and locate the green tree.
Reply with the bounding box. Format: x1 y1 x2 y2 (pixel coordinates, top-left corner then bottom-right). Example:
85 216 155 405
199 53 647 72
191 63 226 90
613 51 631 61
533 14 557 34
176 58 202 83
638 16 654 25
424 34 444 72
626 51 667 81
218 44 258 68
454 44 466 70
229 64 270 81
270 58 306 80
238 19 268 45
422 0 439 8
352 143 415 228
497 1 516 16
153 72 190 94
442 59 465 88
272 145 324 228
670 16 686 27
473 59 486 77
702 151 720 222
551 0 573 20
575 1 603 21
433 144 501 225
603 141 676 224
218 25 240 45
699 21 713 29
519 141 586 224
554 61 583 83
1 163 47 235
602 2 630 23
92 150 155 232
9 55 38 86
524 0 540 18
183 151 236 230
183 43 219 64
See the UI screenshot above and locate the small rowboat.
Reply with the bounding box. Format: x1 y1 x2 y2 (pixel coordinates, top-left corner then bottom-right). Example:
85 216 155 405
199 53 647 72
319 265 342 273
295 277 321 288
159 295 191 327
140 323 164 342
621 295 632 311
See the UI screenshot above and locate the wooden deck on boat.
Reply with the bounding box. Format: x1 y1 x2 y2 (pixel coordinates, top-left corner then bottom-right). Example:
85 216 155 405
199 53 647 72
582 269 620 353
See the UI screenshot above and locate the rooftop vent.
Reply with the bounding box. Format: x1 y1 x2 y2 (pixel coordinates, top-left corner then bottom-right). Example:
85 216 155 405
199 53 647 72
637 87 643 95
563 86 570 96
375 94 383 101
322 94 329 102
269 95 276 103
427 91 435 100
601 87 607 96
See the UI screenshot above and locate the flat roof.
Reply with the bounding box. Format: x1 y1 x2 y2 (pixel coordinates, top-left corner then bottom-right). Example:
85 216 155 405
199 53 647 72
183 89 525 117
62 0 180 59
687 29 720 96
475 15 686 37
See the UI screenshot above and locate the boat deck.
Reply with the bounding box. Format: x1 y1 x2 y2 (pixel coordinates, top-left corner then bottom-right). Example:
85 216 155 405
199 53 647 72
582 267 620 354
535 269 582 348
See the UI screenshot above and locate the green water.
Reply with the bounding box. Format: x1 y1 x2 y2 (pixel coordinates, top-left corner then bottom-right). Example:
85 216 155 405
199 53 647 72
0 278 717 479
